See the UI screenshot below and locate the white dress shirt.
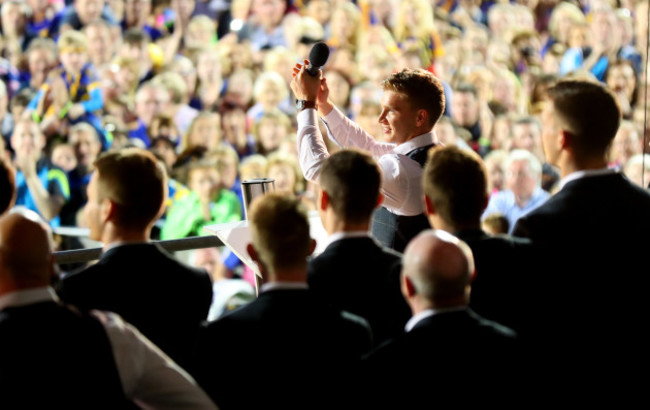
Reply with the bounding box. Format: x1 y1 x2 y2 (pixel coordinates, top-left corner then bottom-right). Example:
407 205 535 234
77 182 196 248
0 287 218 410
556 167 618 191
297 107 434 216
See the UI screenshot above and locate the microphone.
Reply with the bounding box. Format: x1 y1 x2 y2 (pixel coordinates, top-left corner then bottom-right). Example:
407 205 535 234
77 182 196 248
305 42 330 77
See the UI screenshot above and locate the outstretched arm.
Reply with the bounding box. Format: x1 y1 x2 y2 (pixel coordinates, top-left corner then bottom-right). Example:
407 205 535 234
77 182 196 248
291 60 330 181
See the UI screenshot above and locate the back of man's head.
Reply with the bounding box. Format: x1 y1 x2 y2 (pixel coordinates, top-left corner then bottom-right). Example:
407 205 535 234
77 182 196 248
382 68 445 128
93 148 167 231
0 212 53 291
248 193 311 273
547 80 621 158
402 230 474 308
423 146 488 229
319 149 381 224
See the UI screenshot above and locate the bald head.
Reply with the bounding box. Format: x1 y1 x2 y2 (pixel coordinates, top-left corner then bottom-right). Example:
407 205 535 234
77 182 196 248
402 230 474 309
0 212 54 292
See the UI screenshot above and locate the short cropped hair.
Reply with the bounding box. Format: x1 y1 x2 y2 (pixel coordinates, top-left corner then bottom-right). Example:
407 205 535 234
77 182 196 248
58 30 88 53
123 27 151 46
93 148 167 230
318 149 381 224
382 68 445 127
248 193 311 269
547 80 621 157
423 146 488 227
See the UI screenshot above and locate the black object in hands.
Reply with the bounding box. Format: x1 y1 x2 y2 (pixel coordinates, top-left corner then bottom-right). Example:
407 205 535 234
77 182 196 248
306 42 330 77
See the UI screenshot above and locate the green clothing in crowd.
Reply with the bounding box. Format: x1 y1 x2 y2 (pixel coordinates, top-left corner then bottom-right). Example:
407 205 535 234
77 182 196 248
161 189 242 239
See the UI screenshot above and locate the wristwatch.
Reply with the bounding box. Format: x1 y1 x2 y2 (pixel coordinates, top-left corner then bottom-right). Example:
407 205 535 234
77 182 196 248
295 99 316 112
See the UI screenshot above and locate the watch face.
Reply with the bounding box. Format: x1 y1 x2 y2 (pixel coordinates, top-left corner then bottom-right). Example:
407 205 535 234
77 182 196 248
296 100 304 111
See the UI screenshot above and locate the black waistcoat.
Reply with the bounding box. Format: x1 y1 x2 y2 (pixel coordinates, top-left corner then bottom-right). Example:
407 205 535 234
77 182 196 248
371 143 435 253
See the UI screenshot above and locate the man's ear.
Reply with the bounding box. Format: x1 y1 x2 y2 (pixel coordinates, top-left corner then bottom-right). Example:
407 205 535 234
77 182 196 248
308 238 317 256
560 129 571 150
416 109 428 127
402 273 417 299
318 189 329 212
247 243 258 264
424 195 435 216
481 194 489 213
101 198 115 224
375 192 384 209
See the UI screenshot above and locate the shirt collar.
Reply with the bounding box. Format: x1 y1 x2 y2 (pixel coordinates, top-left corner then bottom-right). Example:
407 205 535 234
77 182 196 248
405 306 467 332
393 131 436 155
259 281 309 293
0 286 59 310
557 168 617 191
324 231 371 248
103 241 150 254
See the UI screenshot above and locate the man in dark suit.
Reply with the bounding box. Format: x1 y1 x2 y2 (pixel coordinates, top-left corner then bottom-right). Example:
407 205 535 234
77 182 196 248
307 149 411 345
57 148 212 369
193 194 372 410
0 212 217 409
362 230 517 405
421 145 540 335
511 80 650 390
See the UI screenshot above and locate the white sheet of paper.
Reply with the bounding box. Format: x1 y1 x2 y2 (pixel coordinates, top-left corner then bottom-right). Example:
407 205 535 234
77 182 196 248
203 211 329 275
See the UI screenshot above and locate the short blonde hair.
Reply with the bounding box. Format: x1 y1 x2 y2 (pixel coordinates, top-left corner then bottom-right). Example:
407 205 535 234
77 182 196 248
253 71 289 103
266 152 305 193
58 30 88 53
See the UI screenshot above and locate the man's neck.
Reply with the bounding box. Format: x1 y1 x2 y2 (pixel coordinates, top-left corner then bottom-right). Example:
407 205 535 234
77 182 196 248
327 218 370 236
559 153 609 178
101 225 150 247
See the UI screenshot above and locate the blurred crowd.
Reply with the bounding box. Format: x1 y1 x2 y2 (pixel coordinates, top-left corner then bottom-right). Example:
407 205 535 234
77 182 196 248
0 0 648 259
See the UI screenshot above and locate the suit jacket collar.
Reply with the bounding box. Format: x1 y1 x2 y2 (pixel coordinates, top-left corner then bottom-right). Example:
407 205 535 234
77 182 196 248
558 167 617 191
101 242 164 260
407 307 468 332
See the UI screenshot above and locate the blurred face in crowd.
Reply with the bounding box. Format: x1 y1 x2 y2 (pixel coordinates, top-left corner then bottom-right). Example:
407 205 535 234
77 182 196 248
120 42 149 69
257 80 283 110
11 121 45 162
125 0 151 27
28 49 56 88
267 163 296 195
135 87 168 126
325 71 350 108
60 49 89 76
590 9 617 50
69 129 102 170
75 0 104 25
188 116 221 151
610 125 642 165
1 2 26 36
189 167 220 202
511 123 542 158
254 0 286 28
197 52 222 84
258 118 287 152
306 0 331 26
51 144 78 173
606 63 636 101
85 24 113 66
506 159 538 202
452 91 480 128
192 248 220 277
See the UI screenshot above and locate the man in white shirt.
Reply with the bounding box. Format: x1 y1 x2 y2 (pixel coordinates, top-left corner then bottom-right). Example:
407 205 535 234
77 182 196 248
0 211 217 409
291 61 446 252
